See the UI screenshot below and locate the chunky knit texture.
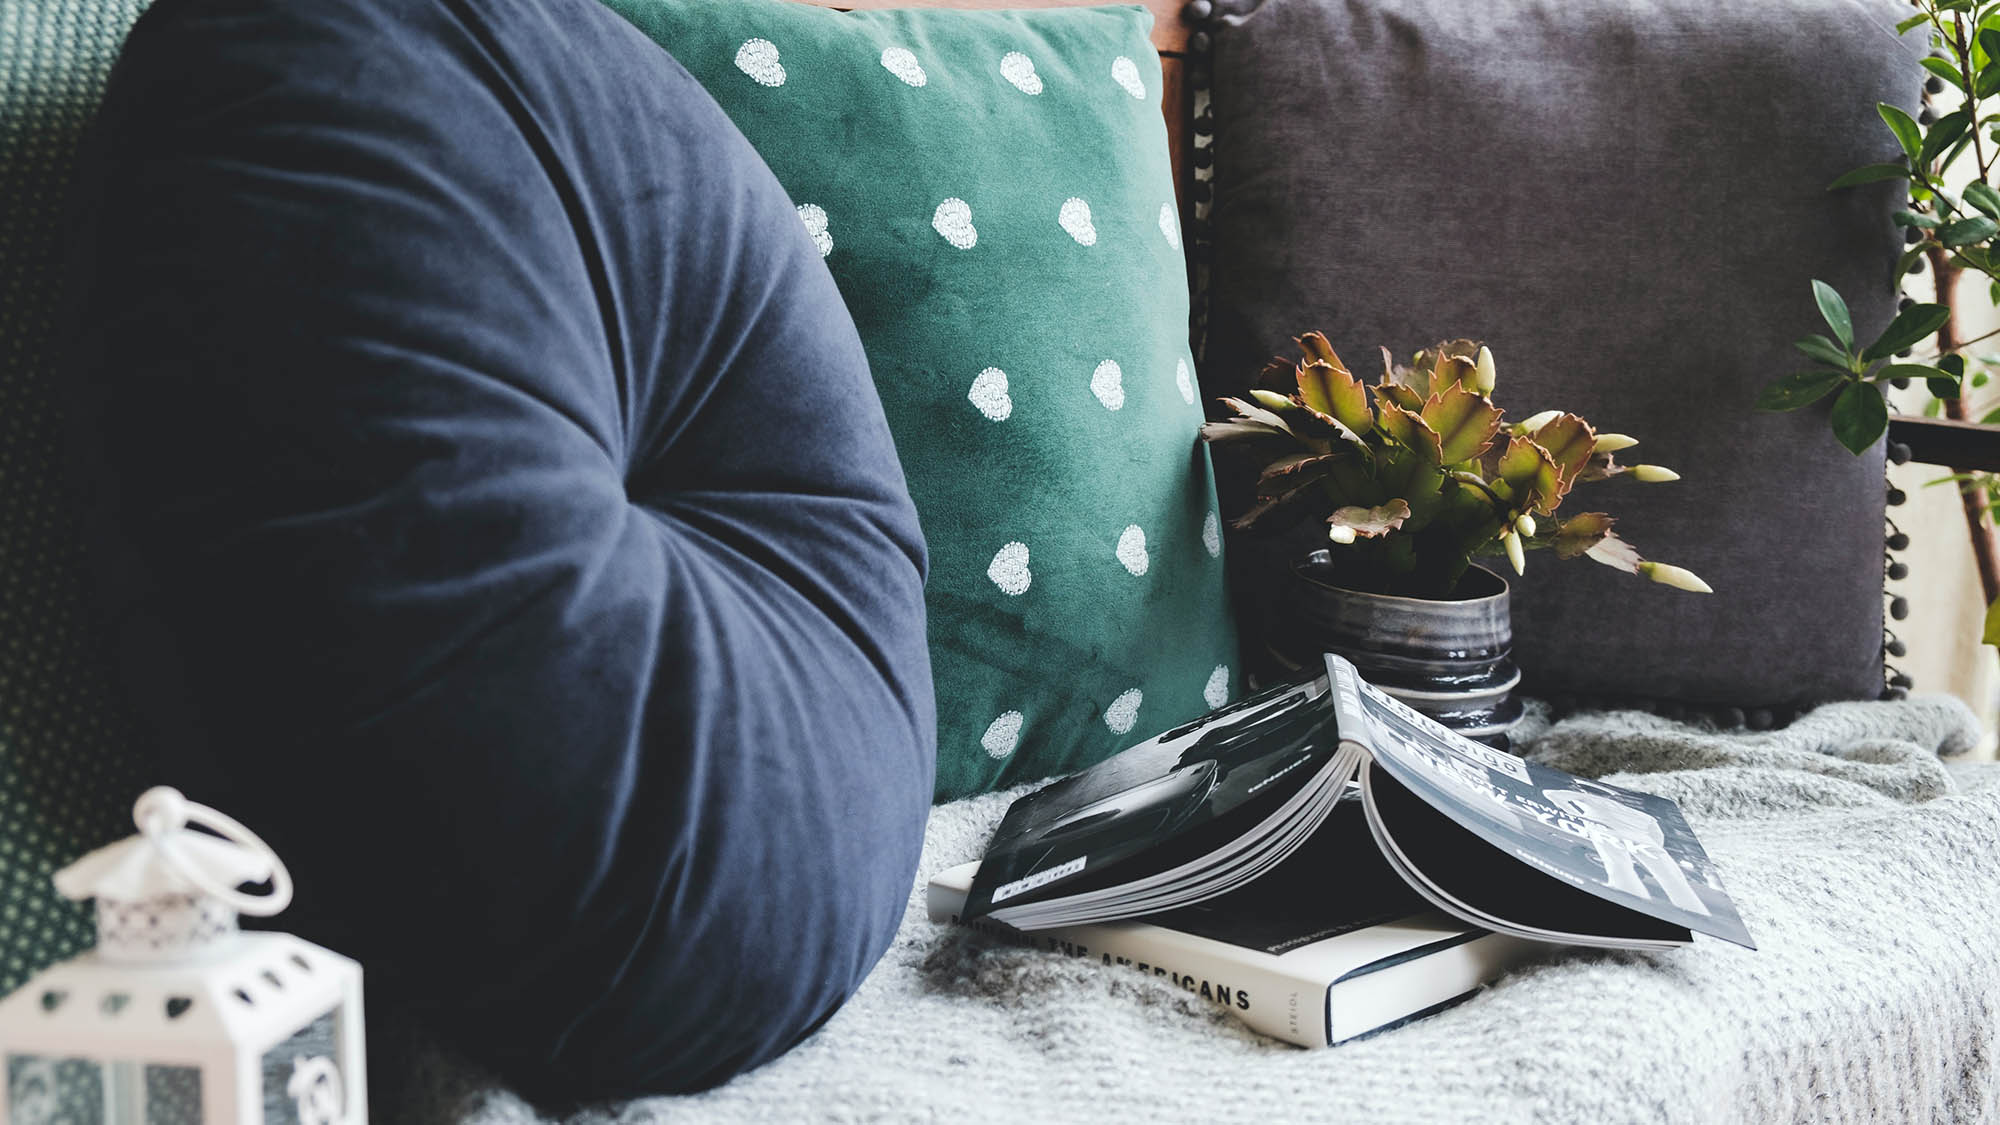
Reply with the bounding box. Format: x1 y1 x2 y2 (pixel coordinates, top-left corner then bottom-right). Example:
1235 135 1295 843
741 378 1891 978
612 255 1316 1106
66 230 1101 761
384 695 2000 1123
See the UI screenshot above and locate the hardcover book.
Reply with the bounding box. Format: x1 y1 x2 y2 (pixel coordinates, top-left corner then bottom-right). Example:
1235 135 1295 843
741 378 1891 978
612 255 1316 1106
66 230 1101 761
933 653 1753 1041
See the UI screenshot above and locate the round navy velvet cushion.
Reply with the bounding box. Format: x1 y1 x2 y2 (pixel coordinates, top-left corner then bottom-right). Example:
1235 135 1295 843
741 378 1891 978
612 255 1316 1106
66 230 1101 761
69 0 934 1099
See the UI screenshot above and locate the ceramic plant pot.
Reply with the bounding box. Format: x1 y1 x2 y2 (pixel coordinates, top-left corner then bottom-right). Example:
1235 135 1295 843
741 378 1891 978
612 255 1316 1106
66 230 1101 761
1272 552 1525 750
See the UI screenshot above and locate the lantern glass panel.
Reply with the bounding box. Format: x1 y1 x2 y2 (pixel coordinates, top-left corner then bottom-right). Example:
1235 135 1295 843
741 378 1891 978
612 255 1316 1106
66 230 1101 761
142 1064 201 1125
259 1010 341 1125
6 1053 105 1125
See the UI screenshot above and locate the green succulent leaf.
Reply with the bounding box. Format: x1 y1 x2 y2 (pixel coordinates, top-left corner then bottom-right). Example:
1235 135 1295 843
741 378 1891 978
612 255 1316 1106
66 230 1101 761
1254 452 1344 498
1830 382 1890 454
1533 413 1596 489
1327 499 1412 539
1199 418 1290 444
1296 359 1373 436
1940 215 2000 247
1553 512 1616 559
1861 303 1952 362
1879 103 1923 162
1419 385 1503 465
1296 331 1343 369
1811 281 1854 349
1793 334 1854 369
1757 369 1850 411
1497 437 1563 514
1580 529 1643 574
1827 162 1912 191
1376 399 1443 463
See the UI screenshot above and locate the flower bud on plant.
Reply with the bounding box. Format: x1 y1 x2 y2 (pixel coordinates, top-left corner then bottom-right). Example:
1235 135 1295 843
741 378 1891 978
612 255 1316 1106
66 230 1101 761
1630 464 1680 482
1475 346 1497 394
1328 524 1357 545
1515 409 1561 434
1594 433 1638 452
1503 530 1525 575
1640 561 1712 593
1515 513 1536 537
1250 389 1294 411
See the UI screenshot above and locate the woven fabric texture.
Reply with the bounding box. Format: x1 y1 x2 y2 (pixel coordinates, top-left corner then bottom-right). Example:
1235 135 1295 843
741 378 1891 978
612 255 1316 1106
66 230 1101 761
0 0 151 996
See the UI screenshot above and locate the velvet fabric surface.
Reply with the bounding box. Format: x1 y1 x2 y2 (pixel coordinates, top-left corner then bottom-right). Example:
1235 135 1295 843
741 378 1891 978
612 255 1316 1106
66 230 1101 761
66 0 933 1101
1204 0 1913 710
603 0 1241 802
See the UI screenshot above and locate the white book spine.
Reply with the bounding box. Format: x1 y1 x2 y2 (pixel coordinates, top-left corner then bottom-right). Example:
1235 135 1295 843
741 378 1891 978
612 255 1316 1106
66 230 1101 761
927 878 1335 1047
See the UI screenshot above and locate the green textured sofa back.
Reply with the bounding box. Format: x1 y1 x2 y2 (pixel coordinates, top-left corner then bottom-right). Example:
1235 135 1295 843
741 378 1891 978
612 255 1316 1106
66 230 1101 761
0 0 152 994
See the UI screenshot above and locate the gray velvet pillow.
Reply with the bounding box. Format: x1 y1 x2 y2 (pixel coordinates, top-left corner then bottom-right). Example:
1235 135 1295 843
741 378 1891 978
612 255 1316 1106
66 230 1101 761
1205 0 1915 710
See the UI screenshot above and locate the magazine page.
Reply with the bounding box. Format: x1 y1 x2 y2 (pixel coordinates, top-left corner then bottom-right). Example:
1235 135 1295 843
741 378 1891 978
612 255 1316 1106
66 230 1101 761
961 673 1353 922
1335 656 1756 950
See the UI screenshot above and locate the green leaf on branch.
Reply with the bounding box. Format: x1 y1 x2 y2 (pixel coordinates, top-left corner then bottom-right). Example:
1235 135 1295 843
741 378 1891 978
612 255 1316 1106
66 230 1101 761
1830 382 1890 454
1923 56 1968 86
1812 280 1854 348
1941 353 1967 378
1794 334 1853 369
1880 103 1923 162
1966 181 2000 219
1756 369 1850 411
1876 362 1949 384
1898 11 1931 33
1895 209 1944 229
1983 596 2000 647
1930 376 1963 400
1940 215 2000 246
1861 303 1952 362
1828 162 1912 191
1920 109 1971 167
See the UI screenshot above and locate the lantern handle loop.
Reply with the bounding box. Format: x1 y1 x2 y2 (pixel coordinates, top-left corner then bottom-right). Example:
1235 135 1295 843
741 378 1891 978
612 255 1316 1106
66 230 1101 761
132 786 294 917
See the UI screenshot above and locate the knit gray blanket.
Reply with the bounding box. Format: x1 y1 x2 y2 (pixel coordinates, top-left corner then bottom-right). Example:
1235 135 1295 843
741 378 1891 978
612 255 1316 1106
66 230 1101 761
394 697 2000 1123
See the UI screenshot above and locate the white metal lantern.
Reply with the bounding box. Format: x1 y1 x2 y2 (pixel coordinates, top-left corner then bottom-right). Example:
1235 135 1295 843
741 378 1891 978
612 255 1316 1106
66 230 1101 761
0 787 365 1125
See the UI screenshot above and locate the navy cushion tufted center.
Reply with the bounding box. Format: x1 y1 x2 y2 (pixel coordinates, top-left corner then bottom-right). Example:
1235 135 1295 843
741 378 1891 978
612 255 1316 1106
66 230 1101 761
68 0 935 1099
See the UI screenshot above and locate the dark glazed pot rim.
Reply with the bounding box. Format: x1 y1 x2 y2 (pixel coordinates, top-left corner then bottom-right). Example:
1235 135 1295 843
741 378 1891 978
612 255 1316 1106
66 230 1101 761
1292 556 1510 607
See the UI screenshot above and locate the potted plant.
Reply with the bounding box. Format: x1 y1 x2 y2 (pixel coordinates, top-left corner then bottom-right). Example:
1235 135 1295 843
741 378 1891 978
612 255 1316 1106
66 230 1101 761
1203 335 1709 746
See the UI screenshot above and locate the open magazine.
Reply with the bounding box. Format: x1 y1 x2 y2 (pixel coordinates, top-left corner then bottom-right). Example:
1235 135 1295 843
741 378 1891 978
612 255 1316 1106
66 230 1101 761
959 654 1755 952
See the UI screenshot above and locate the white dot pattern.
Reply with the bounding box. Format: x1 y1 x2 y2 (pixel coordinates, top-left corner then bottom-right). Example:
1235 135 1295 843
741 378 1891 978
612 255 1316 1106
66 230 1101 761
982 711 1025 758
1202 511 1222 557
1105 689 1144 734
968 367 1012 421
797 204 832 257
735 38 786 87
1000 51 1043 95
1116 525 1149 576
1205 665 1231 709
988 541 1031 595
1059 197 1097 246
1111 55 1146 100
933 197 978 249
880 46 927 86
1175 357 1195 406
1091 359 1125 410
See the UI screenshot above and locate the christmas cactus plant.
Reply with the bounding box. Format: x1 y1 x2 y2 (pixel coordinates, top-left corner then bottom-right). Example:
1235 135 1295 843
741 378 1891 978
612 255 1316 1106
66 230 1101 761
1202 335 1711 600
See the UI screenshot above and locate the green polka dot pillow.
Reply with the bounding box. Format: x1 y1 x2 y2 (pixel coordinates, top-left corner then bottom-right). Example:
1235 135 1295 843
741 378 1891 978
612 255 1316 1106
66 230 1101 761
602 0 1240 800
